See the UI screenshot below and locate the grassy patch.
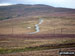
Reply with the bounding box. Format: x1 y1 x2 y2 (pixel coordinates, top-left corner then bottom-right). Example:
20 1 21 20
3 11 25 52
0 43 75 54
0 17 10 20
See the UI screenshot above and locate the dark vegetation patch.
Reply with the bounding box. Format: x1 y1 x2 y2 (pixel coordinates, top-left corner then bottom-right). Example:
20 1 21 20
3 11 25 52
0 17 11 20
0 34 75 39
0 43 75 54
0 34 75 54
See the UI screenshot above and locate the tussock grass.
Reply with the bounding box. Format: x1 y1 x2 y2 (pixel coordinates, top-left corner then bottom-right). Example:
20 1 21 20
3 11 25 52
0 38 75 54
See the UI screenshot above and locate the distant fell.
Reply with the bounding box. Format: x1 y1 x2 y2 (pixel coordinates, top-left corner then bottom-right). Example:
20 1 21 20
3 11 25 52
0 4 75 20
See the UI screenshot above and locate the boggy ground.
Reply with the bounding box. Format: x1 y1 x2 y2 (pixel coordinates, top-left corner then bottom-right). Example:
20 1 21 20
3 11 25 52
0 34 75 56
0 47 75 56
0 17 75 56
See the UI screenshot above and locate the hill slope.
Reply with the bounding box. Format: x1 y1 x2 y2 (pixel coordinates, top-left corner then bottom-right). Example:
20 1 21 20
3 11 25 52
0 4 75 34
0 4 75 20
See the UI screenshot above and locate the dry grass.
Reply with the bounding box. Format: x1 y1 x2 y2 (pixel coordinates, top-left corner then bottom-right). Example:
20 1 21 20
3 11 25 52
0 17 75 56
0 36 75 54
0 47 75 56
0 18 38 34
0 17 75 34
38 18 75 34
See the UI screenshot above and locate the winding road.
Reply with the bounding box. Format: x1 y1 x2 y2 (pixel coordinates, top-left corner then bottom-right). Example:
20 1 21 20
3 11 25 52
29 19 44 34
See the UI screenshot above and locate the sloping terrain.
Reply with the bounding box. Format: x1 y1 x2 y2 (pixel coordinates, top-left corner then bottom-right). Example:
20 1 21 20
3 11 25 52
0 17 75 34
0 4 75 20
0 4 75 34
0 4 75 56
